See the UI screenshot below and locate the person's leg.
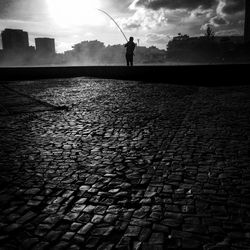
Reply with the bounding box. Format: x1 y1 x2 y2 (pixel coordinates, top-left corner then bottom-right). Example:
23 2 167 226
128 55 133 66
131 57 134 66
126 54 129 66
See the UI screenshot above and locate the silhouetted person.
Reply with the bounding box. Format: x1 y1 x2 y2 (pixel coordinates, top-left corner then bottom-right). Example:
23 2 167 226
125 37 136 66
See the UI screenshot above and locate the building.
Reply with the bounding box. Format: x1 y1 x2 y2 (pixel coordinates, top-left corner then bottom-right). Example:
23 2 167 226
245 0 250 43
35 38 56 55
167 35 244 62
1 29 29 51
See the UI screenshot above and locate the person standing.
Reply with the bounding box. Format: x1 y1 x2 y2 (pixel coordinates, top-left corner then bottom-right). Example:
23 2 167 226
125 37 136 66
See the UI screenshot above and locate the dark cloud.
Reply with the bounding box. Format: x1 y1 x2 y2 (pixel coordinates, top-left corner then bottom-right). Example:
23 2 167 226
211 16 228 26
135 0 217 11
0 0 47 21
0 0 16 18
215 28 242 36
222 0 245 15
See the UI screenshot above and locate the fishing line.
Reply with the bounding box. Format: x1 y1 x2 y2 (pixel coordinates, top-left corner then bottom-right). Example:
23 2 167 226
97 9 128 42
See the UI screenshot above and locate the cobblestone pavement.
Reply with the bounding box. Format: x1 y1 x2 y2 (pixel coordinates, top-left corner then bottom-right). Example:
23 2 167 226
0 85 60 116
0 78 250 249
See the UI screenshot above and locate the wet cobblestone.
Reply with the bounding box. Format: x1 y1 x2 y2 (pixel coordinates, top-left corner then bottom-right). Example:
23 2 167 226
0 78 250 249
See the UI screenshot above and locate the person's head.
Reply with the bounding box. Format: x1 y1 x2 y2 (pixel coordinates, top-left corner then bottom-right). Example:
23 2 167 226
129 37 134 42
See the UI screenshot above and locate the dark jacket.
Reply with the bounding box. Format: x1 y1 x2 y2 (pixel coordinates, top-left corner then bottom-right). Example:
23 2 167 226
125 41 136 55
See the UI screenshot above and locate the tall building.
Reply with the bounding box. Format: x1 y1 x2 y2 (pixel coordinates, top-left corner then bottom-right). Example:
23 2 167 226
245 0 250 43
35 38 56 55
1 29 29 51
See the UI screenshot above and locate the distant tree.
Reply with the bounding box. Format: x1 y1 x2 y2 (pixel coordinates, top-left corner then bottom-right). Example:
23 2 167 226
64 39 167 65
205 26 215 40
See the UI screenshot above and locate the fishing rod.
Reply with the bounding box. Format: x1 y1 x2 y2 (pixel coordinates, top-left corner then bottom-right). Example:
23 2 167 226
97 9 128 42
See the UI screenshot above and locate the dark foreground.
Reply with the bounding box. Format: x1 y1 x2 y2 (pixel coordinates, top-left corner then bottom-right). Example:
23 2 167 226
0 78 250 249
0 64 250 86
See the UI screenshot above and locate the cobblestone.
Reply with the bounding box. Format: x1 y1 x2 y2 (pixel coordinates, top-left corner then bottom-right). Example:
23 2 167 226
1 78 250 249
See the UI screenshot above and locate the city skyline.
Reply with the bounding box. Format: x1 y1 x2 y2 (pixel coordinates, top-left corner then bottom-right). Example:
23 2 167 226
1 28 56 53
0 0 246 52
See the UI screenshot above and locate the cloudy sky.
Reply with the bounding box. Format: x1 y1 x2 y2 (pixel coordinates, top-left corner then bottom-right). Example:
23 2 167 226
0 0 246 52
